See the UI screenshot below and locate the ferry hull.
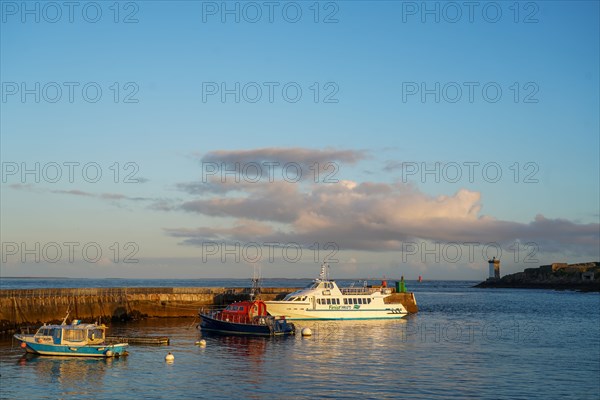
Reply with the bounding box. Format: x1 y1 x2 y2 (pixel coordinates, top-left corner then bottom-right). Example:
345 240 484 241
264 303 408 321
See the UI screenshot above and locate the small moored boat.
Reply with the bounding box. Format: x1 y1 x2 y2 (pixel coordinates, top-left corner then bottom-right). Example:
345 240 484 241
199 299 295 336
13 313 128 358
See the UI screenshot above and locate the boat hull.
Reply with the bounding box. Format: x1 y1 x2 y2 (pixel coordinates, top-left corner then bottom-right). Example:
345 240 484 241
14 335 128 357
264 302 408 320
200 314 295 336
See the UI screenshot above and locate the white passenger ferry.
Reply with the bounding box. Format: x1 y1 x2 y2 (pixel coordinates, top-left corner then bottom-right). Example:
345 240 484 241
265 264 411 320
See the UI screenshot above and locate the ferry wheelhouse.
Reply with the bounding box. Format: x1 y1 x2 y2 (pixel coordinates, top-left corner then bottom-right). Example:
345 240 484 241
14 314 128 357
265 264 410 320
200 299 295 336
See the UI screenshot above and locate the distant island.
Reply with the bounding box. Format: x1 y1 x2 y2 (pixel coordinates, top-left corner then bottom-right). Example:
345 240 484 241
475 262 600 292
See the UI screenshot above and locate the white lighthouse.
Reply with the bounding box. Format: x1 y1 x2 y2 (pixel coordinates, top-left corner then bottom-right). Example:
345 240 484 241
488 257 500 280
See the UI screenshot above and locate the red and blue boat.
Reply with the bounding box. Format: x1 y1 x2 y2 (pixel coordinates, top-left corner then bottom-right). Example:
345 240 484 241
199 299 295 336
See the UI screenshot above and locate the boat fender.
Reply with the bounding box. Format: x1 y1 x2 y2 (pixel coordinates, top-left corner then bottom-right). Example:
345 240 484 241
105 350 113 357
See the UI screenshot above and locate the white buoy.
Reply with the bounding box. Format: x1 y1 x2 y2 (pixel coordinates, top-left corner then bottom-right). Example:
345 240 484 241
195 339 206 347
105 350 113 357
165 352 174 362
301 328 312 337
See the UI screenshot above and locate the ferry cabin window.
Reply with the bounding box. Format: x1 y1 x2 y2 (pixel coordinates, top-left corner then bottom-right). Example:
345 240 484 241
343 299 348 305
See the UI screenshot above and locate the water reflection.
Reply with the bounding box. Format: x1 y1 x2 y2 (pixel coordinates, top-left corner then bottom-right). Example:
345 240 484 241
14 353 127 397
200 333 268 360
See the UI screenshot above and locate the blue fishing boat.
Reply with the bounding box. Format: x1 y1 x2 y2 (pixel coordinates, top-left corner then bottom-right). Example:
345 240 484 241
13 313 128 358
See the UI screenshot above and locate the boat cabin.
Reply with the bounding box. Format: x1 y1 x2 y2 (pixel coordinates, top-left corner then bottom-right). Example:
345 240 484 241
34 321 106 346
215 300 268 324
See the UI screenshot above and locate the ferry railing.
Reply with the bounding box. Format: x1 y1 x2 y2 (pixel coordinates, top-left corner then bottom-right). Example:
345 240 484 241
339 287 394 295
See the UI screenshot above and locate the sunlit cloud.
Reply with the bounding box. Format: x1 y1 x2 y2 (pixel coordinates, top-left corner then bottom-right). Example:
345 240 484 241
167 166 599 258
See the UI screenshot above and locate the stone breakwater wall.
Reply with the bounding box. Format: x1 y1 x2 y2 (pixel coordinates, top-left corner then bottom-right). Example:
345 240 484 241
0 287 419 334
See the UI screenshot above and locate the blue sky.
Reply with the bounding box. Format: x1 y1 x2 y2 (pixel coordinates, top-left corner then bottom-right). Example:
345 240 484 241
1 1 599 280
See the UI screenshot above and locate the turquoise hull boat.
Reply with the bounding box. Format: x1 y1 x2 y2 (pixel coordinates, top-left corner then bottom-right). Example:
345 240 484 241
14 317 128 358
15 337 129 357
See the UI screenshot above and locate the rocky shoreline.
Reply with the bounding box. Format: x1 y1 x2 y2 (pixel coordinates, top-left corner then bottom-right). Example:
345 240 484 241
475 262 600 292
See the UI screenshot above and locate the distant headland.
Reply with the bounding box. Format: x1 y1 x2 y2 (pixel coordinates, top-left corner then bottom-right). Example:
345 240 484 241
475 262 600 292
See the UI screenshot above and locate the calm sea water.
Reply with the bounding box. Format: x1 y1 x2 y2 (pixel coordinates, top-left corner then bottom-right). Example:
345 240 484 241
1 280 598 399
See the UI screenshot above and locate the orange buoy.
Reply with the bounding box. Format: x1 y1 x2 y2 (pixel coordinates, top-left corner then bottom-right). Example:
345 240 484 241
20 342 26 349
